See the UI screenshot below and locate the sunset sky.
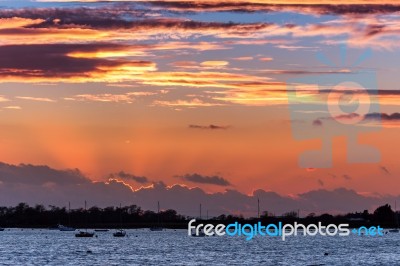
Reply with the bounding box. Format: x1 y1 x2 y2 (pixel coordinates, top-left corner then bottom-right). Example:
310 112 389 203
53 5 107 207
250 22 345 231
0 0 400 214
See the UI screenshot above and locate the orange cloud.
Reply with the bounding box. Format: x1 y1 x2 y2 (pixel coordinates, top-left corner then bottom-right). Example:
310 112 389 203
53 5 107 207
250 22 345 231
259 57 274 61
0 18 45 29
232 57 254 61
0 96 10 102
200 61 230 68
3 106 21 110
64 92 157 103
152 98 225 107
16 96 56 102
210 86 288 106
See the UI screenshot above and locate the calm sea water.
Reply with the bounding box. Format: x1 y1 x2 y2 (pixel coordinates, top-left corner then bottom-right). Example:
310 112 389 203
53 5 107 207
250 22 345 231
0 228 399 265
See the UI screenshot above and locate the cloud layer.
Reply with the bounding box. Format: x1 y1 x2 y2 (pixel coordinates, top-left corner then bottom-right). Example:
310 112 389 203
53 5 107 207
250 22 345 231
109 171 150 184
189 124 230 130
177 173 232 186
0 162 398 217
0 2 399 108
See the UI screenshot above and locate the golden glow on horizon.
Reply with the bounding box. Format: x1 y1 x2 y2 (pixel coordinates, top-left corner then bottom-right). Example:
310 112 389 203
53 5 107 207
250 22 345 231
67 50 148 58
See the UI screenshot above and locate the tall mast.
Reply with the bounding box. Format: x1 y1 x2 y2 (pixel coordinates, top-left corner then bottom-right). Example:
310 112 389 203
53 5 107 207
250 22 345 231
68 201 71 227
394 200 399 228
157 201 160 225
84 200 87 232
119 203 122 229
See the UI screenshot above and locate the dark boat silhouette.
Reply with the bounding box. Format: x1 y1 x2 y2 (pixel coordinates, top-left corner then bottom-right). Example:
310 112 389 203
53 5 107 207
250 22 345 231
149 226 163 231
0 228 4 231
75 231 95 237
150 201 164 231
113 203 126 237
60 202 75 231
58 224 75 232
113 229 126 237
75 200 94 238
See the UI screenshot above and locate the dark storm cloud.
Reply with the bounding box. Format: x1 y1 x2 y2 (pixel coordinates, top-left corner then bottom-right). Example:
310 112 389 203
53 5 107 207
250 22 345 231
365 24 386 37
328 173 337 178
298 188 378 213
335 113 361 120
178 173 231 186
145 2 400 15
1 4 397 36
0 7 146 27
0 7 273 31
0 162 89 185
314 112 400 126
312 119 323 126
0 162 398 216
380 166 391 175
364 112 400 121
0 43 153 78
109 171 149 184
308 4 400 15
343 174 352 180
2 2 397 17
144 1 278 13
189 124 230 130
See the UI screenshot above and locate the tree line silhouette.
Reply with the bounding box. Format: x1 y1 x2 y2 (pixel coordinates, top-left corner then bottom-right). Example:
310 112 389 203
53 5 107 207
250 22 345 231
0 202 398 228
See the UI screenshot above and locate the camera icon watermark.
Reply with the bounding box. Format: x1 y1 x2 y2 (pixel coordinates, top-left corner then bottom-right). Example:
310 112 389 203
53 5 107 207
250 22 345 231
287 46 381 168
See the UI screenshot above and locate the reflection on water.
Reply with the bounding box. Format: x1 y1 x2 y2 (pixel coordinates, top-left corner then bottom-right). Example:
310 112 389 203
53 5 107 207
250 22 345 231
0 229 399 265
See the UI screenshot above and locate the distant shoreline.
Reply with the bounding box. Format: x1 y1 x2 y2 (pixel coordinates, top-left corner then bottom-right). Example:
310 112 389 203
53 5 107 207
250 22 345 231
0 202 398 230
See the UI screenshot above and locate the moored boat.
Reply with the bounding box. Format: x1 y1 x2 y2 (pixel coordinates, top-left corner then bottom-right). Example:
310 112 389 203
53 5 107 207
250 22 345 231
113 203 126 237
113 229 126 237
150 226 163 231
75 201 95 238
75 231 94 237
150 201 164 231
58 224 75 231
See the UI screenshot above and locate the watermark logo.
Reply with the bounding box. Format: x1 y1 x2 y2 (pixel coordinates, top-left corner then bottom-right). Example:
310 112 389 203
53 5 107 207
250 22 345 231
287 43 381 168
188 219 384 241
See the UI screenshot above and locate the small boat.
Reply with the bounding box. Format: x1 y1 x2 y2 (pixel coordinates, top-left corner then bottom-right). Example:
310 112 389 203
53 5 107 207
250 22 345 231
0 228 4 231
113 229 126 237
391 201 400 233
75 231 95 238
75 201 94 238
150 201 164 231
94 229 109 232
58 224 75 231
150 226 163 231
113 203 126 237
